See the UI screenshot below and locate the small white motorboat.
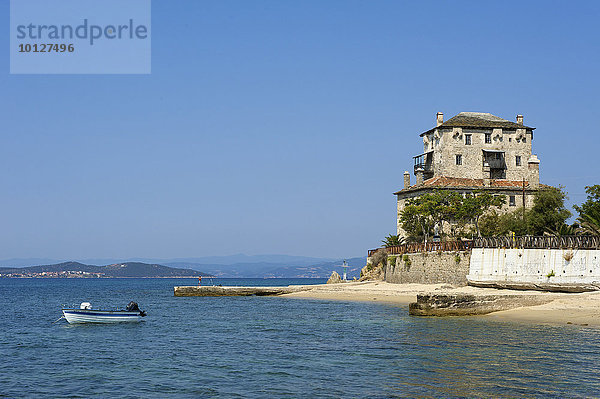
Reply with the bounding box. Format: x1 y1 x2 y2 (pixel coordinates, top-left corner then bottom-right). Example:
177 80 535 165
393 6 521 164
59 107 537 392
61 301 146 324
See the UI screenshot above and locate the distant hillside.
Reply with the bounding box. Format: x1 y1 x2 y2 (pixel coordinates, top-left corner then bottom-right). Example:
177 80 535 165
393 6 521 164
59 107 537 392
0 261 211 278
0 261 100 274
166 257 366 278
0 256 366 278
101 262 208 278
160 254 335 266
0 254 336 268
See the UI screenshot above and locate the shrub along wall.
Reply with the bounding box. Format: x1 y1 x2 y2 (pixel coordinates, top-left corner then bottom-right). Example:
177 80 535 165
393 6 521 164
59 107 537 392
384 251 471 286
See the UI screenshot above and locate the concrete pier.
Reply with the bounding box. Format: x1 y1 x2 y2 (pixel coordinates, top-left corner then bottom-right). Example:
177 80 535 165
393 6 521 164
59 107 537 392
174 285 310 297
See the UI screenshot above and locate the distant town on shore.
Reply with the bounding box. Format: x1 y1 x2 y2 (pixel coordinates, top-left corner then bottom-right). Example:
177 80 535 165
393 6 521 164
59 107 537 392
0 261 207 279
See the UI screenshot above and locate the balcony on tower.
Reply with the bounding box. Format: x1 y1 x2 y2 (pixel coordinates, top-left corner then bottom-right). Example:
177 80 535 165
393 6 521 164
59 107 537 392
483 149 506 179
413 150 434 180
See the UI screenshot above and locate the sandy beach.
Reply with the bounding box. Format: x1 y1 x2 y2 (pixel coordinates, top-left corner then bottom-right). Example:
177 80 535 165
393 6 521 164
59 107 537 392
485 290 600 327
282 281 600 327
283 281 429 304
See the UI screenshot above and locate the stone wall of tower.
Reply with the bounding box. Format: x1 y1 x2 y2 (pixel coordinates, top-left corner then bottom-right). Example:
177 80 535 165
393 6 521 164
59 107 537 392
420 127 535 181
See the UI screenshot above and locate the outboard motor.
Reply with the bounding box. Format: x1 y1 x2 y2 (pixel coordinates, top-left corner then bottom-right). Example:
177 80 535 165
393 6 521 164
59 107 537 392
126 301 146 317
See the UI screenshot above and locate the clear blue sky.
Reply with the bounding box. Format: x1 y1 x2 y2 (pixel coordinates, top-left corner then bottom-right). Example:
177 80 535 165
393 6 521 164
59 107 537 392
1 1 599 260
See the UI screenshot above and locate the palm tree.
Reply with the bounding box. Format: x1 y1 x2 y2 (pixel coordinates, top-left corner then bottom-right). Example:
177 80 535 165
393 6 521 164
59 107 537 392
578 213 600 235
381 234 405 247
544 223 579 237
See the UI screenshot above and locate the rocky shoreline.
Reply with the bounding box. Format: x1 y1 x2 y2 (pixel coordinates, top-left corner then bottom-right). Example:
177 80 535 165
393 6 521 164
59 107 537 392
408 292 555 316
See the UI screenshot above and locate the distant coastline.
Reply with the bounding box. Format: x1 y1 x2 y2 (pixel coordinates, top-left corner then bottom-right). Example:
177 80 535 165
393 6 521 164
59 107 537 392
0 261 209 279
0 275 211 279
0 256 366 279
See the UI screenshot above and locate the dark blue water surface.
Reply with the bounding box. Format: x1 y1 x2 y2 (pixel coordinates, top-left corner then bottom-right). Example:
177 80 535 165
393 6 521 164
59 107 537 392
1 278 600 398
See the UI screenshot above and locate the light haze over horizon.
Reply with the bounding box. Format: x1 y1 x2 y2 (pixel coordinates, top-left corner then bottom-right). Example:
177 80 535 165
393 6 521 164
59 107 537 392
1 1 599 260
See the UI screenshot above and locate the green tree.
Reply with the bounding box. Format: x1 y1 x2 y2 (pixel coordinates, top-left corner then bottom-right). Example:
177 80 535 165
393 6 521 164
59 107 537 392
420 190 463 238
574 185 600 220
574 185 600 235
455 191 505 237
399 198 434 242
479 186 570 236
399 190 462 242
479 210 500 237
499 208 529 236
526 186 571 235
401 189 506 240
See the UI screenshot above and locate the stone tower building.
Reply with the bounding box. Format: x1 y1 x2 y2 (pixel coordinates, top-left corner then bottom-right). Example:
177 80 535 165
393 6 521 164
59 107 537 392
395 112 543 237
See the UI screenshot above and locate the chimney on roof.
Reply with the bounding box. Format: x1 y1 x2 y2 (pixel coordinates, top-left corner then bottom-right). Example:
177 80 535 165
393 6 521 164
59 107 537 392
415 167 424 186
528 155 540 189
516 114 524 125
403 171 410 189
436 112 444 127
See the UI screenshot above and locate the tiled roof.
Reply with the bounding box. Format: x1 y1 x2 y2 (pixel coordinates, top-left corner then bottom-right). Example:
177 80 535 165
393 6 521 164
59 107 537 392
421 112 534 136
394 176 549 195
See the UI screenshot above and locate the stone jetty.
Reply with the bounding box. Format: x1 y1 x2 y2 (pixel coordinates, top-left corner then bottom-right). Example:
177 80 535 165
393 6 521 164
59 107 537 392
174 285 311 297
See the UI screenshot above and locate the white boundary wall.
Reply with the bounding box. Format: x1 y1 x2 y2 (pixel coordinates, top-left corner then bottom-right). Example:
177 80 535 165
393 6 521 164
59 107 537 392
468 248 600 285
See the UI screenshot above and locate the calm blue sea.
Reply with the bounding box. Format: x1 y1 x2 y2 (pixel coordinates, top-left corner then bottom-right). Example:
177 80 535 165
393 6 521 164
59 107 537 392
1 278 599 398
